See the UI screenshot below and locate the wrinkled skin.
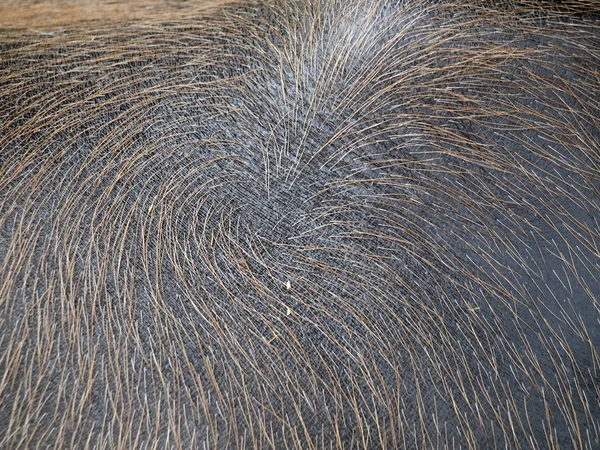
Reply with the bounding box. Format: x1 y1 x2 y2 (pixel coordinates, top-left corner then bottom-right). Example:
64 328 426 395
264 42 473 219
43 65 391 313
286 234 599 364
1 1 599 449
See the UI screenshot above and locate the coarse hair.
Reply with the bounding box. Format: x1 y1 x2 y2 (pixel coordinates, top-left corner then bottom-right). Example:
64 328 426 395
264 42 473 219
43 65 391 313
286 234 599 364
1 1 599 448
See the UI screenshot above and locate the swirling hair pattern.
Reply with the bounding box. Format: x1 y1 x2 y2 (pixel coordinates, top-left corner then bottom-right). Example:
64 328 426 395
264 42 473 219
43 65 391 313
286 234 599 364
1 1 599 448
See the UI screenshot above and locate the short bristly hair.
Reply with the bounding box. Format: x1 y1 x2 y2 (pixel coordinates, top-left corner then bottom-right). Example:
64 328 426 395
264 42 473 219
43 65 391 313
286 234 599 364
1 1 599 449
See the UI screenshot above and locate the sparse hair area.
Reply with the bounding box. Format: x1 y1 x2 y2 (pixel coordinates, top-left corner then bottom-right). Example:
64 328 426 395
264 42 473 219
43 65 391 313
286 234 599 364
1 1 599 449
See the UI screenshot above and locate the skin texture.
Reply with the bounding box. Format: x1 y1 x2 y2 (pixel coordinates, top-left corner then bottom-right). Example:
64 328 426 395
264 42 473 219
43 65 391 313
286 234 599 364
1 0 599 448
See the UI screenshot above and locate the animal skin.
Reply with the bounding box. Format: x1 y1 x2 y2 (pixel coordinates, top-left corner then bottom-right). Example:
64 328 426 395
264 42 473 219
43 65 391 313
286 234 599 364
1 1 599 449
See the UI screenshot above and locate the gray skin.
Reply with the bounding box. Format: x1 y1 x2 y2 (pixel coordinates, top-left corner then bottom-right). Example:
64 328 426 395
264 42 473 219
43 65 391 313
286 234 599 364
1 1 599 449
